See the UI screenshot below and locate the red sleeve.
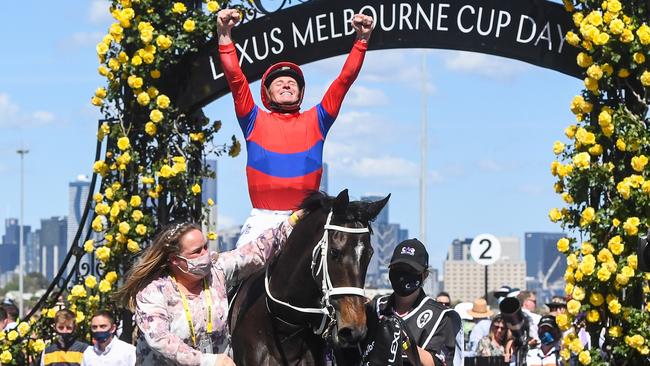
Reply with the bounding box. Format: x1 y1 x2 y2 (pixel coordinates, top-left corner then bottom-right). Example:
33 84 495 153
320 40 368 119
219 43 255 118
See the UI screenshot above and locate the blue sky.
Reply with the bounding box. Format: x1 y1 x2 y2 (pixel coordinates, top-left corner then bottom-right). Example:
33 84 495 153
0 1 583 271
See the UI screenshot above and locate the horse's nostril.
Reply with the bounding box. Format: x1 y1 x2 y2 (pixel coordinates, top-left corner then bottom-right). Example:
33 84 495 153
338 326 365 344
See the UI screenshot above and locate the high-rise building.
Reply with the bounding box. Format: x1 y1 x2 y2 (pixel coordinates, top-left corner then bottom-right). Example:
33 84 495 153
361 195 408 288
525 232 567 301
39 217 67 280
319 163 329 194
443 236 526 302
0 219 31 275
67 176 92 250
218 226 241 252
202 159 218 251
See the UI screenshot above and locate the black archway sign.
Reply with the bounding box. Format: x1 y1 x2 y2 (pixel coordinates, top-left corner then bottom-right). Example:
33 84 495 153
175 0 579 113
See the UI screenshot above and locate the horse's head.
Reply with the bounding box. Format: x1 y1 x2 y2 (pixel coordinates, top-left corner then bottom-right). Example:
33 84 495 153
301 189 390 348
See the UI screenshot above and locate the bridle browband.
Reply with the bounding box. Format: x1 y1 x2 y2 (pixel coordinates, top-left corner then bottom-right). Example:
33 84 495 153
265 210 370 335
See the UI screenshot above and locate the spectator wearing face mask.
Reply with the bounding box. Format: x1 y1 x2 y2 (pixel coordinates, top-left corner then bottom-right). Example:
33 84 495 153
41 309 89 366
367 239 462 366
525 315 563 366
81 310 135 366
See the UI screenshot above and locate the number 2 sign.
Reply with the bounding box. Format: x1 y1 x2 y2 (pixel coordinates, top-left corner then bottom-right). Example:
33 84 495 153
470 234 502 266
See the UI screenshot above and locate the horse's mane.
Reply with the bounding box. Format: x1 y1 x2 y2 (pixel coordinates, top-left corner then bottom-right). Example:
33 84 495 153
299 190 379 228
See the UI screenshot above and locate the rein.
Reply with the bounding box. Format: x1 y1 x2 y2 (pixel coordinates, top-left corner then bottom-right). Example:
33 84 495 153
265 210 369 336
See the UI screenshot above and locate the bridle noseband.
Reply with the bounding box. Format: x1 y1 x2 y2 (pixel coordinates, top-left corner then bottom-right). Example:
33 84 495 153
265 210 370 335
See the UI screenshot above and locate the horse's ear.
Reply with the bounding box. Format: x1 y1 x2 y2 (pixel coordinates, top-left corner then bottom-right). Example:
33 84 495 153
333 189 350 214
365 194 391 221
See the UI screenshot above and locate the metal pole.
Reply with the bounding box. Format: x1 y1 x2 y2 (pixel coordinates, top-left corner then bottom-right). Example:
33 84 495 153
419 52 427 243
484 266 488 300
17 147 29 318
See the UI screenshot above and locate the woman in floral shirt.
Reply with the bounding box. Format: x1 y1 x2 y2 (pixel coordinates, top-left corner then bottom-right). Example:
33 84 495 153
114 213 300 366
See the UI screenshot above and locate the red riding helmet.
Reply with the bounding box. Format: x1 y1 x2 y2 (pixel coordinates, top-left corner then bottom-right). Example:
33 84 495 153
260 62 305 112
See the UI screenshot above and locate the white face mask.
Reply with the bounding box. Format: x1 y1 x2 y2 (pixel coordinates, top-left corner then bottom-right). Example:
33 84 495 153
176 251 212 278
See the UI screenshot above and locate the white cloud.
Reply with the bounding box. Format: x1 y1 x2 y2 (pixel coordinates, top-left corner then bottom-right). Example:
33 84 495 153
345 85 389 107
0 93 57 128
330 155 442 187
439 50 527 79
89 0 112 24
60 32 104 49
517 184 546 196
477 159 504 173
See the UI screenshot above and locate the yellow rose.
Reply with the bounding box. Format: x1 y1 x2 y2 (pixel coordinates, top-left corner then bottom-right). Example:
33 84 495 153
32 339 46 353
117 136 130 151
150 109 164 123
172 2 187 13
84 239 95 253
159 164 173 178
609 18 625 34
136 92 150 106
549 208 563 222
151 70 161 79
567 299 581 315
565 124 577 139
637 23 650 45
616 273 630 285
623 217 640 236
584 76 599 92
590 293 604 306
207 1 220 12
566 31 581 46
609 325 623 337
586 309 600 323
567 254 578 269
581 242 594 255
71 284 87 298
183 19 196 32
553 141 565 155
557 238 570 252
85 275 97 288
156 95 171 109
608 235 624 255
0 350 12 364
573 152 591 170
632 155 648 172
127 239 141 253
99 279 112 293
191 183 201 195
608 299 622 314
577 52 593 68
156 35 173 50
132 210 144 222
556 313 570 330
208 232 217 240
641 71 650 87
131 55 143 66
578 350 591 365
628 254 638 270
92 216 104 232
96 246 111 262
135 224 147 236
572 286 586 301
587 64 603 80
597 266 611 281
105 271 118 284
580 207 596 226
119 222 131 234
145 121 157 136
618 68 631 77
207 198 215 206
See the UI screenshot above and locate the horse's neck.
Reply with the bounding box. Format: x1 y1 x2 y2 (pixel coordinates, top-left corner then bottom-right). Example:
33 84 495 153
271 247 321 305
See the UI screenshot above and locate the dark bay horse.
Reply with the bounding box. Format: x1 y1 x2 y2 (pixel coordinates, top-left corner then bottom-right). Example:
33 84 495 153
230 190 389 365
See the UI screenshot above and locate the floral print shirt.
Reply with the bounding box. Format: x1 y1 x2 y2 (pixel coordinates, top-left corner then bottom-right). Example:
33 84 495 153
134 220 293 366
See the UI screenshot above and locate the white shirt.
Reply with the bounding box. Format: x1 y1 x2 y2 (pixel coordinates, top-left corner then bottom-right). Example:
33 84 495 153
81 337 136 366
525 344 560 366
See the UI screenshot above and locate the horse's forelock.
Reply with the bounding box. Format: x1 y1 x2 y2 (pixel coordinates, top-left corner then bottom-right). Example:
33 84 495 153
299 191 376 230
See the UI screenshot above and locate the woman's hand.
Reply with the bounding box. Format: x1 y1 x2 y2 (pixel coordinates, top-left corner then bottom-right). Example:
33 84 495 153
289 209 305 227
215 354 236 366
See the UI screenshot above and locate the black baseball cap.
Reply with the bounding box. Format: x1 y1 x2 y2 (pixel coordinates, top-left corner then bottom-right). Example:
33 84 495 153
390 239 429 272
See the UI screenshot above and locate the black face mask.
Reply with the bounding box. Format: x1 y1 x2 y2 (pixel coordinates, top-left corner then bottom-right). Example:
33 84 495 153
58 332 75 346
92 330 112 343
389 269 422 297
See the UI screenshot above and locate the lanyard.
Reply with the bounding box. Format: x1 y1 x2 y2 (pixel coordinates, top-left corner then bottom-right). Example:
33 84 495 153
170 276 213 347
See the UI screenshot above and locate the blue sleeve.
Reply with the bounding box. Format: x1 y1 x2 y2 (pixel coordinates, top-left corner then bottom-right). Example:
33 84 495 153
317 104 335 138
237 105 258 139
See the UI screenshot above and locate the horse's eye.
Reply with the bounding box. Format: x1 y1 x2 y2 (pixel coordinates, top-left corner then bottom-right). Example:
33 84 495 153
329 248 341 259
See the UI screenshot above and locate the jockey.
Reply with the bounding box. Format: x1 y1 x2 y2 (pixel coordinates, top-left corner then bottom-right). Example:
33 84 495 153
216 8 374 246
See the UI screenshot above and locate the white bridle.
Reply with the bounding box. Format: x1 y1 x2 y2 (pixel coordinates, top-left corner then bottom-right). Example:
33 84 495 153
265 210 369 335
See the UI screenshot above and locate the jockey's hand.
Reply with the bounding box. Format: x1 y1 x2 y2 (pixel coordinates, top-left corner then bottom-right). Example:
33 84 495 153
352 13 374 41
217 9 241 33
215 353 236 366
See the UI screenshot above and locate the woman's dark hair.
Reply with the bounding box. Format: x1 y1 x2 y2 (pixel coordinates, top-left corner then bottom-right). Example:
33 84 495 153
490 314 508 344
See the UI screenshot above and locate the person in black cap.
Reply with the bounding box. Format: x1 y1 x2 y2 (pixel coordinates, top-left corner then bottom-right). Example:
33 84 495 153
365 239 462 366
524 315 562 366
